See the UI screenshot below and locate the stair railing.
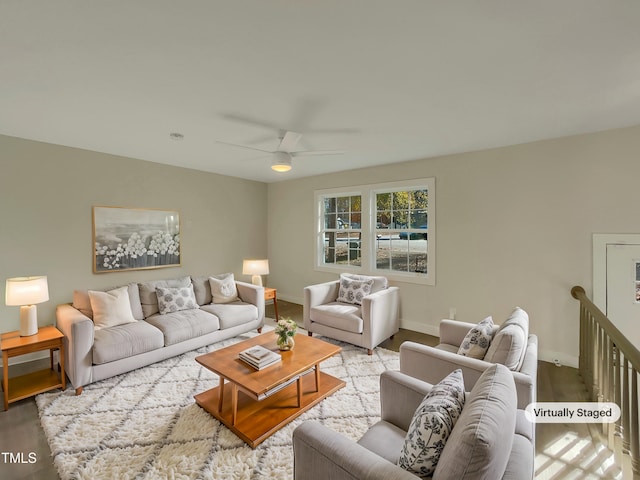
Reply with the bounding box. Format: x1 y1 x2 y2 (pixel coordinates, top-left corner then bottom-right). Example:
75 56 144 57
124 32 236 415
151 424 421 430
572 286 640 478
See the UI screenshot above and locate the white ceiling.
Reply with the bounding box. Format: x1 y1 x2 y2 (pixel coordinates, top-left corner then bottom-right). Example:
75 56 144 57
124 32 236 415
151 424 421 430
2 1 640 183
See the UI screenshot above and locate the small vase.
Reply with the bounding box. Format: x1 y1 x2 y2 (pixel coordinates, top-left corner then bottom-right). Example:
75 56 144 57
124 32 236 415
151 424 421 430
277 335 295 351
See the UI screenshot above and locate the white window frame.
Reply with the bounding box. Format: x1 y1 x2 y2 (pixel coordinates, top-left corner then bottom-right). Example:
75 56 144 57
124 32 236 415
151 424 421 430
315 178 435 285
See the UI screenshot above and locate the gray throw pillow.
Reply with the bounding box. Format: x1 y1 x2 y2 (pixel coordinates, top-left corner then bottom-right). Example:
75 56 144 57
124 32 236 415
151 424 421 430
398 369 466 478
156 286 198 314
457 316 495 359
337 274 374 305
483 307 529 370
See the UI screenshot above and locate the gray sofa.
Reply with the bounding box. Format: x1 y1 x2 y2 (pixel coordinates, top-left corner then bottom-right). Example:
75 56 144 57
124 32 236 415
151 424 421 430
56 275 264 394
293 364 534 480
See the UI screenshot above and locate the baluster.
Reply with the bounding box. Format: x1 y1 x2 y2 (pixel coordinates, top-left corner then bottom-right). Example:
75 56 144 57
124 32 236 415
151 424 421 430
632 368 639 475
623 356 630 454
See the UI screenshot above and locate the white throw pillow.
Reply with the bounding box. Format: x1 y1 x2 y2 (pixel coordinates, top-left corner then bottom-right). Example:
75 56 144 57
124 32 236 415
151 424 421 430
457 316 495 359
398 369 466 477
483 307 529 371
337 273 374 305
156 286 198 314
209 273 239 304
88 286 137 330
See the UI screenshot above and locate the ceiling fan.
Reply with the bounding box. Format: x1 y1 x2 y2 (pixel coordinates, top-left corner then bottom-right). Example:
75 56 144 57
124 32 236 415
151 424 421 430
216 131 344 172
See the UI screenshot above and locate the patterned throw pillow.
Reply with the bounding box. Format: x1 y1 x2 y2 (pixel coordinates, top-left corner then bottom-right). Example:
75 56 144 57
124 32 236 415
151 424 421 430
209 273 239 304
457 316 495 359
337 274 374 305
398 369 466 478
156 286 198 314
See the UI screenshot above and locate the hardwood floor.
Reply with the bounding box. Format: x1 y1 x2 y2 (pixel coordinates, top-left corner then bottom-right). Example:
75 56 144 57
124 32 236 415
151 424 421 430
0 300 620 479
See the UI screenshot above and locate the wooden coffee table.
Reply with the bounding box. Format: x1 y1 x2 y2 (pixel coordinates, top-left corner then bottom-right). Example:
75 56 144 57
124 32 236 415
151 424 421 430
194 332 344 448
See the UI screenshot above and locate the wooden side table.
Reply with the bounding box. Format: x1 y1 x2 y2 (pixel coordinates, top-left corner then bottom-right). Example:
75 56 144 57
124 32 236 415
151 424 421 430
1 325 66 411
264 287 279 321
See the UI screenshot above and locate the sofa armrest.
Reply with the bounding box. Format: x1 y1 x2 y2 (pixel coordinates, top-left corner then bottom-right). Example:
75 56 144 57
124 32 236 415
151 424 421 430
400 341 535 409
380 371 432 432
236 281 265 325
361 287 400 345
293 421 416 480
303 280 340 330
438 319 480 347
56 303 95 390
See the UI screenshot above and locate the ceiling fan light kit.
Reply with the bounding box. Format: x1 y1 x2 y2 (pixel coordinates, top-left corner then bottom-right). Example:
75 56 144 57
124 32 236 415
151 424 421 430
271 152 292 172
217 130 343 173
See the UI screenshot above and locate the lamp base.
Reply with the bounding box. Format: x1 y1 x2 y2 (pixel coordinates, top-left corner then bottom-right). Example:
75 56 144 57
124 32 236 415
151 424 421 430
251 275 263 286
19 305 38 336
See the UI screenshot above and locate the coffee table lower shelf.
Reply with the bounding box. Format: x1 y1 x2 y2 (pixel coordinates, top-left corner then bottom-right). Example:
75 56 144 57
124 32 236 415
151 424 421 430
194 371 345 448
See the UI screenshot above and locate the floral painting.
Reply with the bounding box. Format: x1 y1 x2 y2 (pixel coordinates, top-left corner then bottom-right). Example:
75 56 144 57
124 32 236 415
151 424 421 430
93 206 180 273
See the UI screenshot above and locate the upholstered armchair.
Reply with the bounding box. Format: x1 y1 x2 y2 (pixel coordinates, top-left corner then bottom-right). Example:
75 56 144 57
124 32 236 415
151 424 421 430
303 274 399 354
399 309 538 409
293 366 534 480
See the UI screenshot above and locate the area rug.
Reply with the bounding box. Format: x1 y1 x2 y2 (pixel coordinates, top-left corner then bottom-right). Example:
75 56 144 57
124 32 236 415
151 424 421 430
36 331 400 479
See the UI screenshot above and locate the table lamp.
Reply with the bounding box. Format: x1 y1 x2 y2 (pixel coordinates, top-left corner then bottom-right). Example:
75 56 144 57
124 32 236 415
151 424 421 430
5 276 49 336
242 259 269 286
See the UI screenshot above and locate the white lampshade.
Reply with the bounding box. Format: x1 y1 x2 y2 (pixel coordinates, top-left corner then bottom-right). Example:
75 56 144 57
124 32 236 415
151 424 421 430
242 259 269 286
5 276 49 336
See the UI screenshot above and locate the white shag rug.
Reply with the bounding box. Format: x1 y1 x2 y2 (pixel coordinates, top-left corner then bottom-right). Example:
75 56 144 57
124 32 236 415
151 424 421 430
36 331 400 480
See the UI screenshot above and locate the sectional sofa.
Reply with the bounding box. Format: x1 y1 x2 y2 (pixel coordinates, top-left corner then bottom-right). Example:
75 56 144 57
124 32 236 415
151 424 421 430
56 274 264 394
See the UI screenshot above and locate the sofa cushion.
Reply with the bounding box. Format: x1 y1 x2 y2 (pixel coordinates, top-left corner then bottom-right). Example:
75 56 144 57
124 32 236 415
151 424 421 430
139 276 191 318
337 274 374 305
74 282 144 321
156 286 198 314
88 286 138 330
484 307 529 371
457 316 494 359
191 275 213 306
357 420 407 465
341 273 388 294
92 320 164 364
200 302 258 329
433 364 517 480
145 308 220 346
310 302 363 334
209 273 240 304
398 369 465 477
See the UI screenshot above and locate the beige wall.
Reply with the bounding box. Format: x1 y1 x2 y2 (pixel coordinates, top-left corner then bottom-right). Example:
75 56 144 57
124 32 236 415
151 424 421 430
267 124 640 366
0 135 268 336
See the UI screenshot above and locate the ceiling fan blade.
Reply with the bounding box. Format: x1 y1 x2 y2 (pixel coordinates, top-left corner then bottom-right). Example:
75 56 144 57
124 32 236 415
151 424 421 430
291 150 344 157
277 131 303 152
216 141 274 154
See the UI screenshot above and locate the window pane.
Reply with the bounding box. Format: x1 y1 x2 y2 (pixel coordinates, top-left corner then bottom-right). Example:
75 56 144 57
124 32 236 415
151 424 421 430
410 189 428 210
377 192 390 211
409 211 428 229
324 197 336 214
350 195 361 212
350 212 361 229
337 196 350 213
324 214 337 229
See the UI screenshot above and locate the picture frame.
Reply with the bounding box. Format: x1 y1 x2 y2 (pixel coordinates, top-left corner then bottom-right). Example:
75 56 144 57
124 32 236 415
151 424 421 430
92 206 181 273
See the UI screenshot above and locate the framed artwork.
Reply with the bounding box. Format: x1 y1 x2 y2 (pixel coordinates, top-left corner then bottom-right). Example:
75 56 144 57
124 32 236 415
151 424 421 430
93 206 181 273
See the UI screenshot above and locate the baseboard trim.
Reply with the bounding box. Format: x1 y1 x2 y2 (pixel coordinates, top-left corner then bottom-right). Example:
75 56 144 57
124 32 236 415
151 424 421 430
398 319 439 337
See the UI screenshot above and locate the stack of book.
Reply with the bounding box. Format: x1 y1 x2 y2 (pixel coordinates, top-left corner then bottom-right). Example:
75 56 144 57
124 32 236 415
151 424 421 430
239 345 281 370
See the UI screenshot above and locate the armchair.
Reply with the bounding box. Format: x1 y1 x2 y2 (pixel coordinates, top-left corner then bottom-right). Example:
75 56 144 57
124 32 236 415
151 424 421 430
293 366 534 480
303 274 399 354
400 317 538 409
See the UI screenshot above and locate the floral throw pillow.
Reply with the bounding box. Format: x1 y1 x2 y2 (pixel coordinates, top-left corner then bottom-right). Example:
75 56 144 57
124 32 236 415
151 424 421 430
398 369 466 478
156 286 198 314
337 274 374 305
457 316 495 359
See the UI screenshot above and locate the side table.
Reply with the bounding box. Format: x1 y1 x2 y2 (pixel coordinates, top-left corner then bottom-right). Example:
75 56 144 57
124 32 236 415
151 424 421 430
264 287 279 321
1 325 66 411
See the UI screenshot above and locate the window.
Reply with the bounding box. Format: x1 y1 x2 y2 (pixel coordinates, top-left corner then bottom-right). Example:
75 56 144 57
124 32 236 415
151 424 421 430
319 193 362 267
316 178 435 285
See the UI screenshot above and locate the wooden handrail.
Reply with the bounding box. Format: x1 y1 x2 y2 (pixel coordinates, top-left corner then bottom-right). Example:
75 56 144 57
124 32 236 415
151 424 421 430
572 285 640 477
571 286 640 369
